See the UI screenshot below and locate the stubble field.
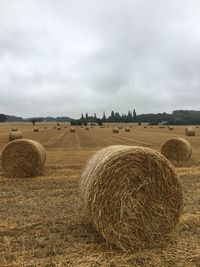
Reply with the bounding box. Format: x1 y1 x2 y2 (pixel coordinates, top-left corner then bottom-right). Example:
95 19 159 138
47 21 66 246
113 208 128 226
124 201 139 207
0 123 200 267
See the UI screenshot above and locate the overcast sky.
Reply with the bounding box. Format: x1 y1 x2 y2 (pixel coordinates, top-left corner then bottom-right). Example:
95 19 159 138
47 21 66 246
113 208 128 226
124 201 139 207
0 0 200 118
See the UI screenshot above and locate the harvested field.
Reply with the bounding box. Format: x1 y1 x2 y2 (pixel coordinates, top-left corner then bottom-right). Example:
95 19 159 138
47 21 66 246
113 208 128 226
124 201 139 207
0 123 200 266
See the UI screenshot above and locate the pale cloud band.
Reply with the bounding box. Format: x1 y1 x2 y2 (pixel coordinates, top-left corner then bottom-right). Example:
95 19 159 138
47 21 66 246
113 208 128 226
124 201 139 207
0 0 200 118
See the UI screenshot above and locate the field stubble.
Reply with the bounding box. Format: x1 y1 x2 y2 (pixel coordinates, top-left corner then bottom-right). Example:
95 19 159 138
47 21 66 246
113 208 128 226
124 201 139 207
0 123 200 267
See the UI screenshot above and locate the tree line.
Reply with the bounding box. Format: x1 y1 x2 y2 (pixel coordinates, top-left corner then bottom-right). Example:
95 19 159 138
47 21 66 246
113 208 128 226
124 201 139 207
71 110 200 125
1 110 200 125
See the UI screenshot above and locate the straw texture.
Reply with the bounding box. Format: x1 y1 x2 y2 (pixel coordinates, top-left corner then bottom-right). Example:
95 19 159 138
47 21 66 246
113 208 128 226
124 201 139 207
80 145 183 252
1 139 46 178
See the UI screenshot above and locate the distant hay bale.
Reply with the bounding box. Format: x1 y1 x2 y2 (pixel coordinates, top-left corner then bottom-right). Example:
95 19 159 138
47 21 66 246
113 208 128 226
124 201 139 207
80 145 183 252
57 126 61 130
161 138 192 162
85 127 89 130
118 126 122 129
185 127 195 136
11 127 18 131
159 126 165 129
1 139 46 178
168 126 174 130
33 128 39 132
144 126 147 128
44 126 47 129
70 128 76 132
113 128 119 133
8 131 22 141
125 127 130 132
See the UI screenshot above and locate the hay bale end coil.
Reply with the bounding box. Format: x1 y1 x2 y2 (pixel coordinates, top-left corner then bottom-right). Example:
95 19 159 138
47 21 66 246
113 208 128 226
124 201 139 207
161 137 192 162
80 145 183 252
1 139 46 178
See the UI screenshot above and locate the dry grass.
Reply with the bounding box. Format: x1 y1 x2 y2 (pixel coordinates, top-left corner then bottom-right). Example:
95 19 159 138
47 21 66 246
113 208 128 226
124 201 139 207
0 123 199 266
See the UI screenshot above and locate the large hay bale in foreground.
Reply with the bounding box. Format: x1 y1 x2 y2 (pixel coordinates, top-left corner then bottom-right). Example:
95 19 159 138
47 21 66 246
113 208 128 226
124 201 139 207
185 127 195 136
113 128 119 133
1 139 46 178
80 145 183 252
161 138 192 162
8 131 22 141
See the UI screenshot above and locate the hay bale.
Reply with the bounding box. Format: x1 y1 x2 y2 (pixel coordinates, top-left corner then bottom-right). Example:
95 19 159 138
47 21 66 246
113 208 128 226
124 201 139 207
11 127 18 131
33 128 39 132
8 131 22 141
85 127 89 130
113 128 119 133
44 126 47 129
185 127 195 136
70 128 76 132
161 138 192 162
80 145 183 252
57 126 61 130
1 139 46 178
118 126 122 129
168 126 174 130
125 127 130 132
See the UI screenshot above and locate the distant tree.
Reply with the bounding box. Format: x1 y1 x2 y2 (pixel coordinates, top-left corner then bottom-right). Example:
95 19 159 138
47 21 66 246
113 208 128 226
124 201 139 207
31 118 36 126
102 111 106 122
85 113 89 120
0 114 7 122
133 109 137 120
81 113 85 120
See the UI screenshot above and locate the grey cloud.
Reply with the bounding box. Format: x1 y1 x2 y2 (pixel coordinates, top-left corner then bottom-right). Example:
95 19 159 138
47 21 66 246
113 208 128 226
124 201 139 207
0 0 200 118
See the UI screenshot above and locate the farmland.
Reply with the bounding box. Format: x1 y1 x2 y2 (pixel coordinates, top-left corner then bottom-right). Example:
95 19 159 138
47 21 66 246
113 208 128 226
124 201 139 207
0 123 200 267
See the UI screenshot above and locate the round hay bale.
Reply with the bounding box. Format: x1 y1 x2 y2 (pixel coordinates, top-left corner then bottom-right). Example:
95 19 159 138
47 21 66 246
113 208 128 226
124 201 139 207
57 126 61 130
118 126 122 129
80 145 183 252
8 131 22 142
168 126 174 130
1 139 46 178
186 127 195 136
125 127 130 132
44 126 47 129
11 127 18 131
33 128 39 132
85 127 89 130
113 128 119 133
70 128 76 133
161 138 192 162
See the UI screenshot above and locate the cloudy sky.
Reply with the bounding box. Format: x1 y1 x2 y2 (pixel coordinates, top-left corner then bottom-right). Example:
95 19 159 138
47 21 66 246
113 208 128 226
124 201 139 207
0 0 200 118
